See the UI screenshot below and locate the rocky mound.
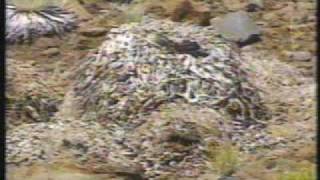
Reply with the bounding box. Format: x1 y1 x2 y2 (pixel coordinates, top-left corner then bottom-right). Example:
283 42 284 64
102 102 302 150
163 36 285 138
72 17 269 128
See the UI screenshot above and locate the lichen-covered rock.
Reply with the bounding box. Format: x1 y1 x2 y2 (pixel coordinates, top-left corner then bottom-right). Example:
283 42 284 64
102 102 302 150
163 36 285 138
72 18 269 128
6 4 77 44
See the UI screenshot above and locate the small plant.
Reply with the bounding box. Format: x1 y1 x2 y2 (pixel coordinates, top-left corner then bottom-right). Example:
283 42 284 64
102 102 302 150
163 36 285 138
123 4 145 23
207 143 240 176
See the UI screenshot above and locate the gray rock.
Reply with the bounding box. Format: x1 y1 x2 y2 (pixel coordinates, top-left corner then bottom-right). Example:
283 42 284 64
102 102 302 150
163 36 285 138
215 11 261 44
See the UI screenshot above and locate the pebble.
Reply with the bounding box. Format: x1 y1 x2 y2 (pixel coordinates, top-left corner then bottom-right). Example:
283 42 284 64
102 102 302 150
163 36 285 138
41 48 60 57
79 27 108 37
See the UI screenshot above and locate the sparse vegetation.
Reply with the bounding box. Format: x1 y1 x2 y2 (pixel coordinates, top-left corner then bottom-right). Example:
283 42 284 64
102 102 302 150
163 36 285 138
123 5 145 23
207 143 240 176
278 167 316 180
10 0 55 11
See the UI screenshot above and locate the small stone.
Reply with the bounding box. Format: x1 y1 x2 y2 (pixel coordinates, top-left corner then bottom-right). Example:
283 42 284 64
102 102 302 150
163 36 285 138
79 27 108 37
210 17 222 26
41 48 60 57
287 51 312 61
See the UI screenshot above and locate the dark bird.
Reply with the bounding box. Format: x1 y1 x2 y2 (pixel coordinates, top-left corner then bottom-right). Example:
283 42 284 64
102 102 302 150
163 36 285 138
174 40 209 57
154 34 209 57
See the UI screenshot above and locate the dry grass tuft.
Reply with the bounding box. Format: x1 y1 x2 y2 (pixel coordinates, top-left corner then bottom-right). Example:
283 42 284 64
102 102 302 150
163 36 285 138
207 143 240 176
10 0 56 11
278 167 316 180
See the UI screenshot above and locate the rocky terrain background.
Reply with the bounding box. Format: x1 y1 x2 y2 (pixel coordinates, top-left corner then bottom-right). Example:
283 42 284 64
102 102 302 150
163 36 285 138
6 0 316 179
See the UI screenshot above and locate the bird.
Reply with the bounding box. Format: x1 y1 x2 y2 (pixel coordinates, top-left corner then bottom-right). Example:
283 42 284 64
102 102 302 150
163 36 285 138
153 33 209 57
173 40 209 57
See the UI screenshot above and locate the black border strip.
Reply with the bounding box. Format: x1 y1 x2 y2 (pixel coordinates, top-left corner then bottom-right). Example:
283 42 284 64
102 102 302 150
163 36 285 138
1 0 6 180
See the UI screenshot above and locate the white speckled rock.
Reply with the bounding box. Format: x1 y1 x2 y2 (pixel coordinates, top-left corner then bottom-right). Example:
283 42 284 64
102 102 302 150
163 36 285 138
6 4 77 44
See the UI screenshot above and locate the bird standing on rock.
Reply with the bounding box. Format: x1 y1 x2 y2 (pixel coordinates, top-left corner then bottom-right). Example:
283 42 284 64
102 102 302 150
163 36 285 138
154 33 209 57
